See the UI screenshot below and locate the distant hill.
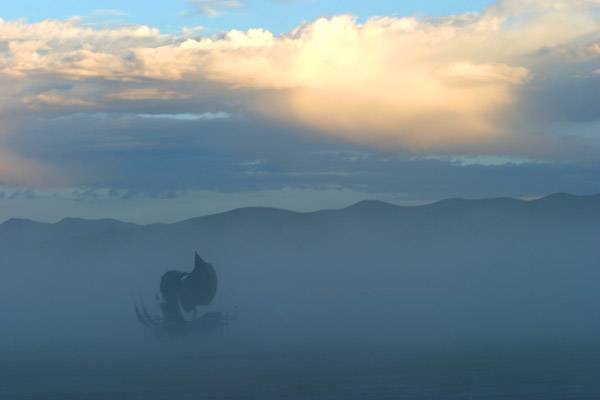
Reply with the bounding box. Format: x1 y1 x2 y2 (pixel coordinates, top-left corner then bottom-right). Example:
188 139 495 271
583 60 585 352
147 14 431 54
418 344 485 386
1 193 599 349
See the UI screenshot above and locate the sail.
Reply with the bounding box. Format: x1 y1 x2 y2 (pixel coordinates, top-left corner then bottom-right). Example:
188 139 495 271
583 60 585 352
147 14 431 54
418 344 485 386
179 252 218 311
159 270 187 322
157 252 218 319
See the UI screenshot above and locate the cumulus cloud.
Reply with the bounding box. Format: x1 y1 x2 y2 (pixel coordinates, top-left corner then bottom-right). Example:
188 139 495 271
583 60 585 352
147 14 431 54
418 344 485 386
184 7 597 151
0 17 166 79
0 0 599 167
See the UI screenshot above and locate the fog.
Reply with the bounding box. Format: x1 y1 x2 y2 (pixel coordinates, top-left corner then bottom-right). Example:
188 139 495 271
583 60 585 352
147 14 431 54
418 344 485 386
1 193 599 362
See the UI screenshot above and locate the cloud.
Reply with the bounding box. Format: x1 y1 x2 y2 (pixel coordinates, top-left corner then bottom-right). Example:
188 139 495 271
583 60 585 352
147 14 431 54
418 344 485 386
187 0 243 17
0 0 599 169
0 17 166 79
22 92 95 107
105 88 191 101
183 6 597 153
136 112 231 120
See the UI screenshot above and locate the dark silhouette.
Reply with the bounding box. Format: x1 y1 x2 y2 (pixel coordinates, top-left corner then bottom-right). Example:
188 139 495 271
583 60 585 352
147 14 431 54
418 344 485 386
135 252 226 338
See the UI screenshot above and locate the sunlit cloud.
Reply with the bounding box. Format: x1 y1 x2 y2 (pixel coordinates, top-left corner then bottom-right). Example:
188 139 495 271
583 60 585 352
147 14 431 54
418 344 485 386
0 0 599 190
136 112 231 120
22 92 96 108
0 149 62 186
105 88 191 101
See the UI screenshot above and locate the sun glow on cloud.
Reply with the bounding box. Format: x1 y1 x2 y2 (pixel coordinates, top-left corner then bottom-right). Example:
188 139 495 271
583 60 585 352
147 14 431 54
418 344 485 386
0 0 600 184
0 149 60 186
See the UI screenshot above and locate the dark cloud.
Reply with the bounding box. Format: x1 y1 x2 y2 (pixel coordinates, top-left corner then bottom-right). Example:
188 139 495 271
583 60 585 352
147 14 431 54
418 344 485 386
6 110 599 200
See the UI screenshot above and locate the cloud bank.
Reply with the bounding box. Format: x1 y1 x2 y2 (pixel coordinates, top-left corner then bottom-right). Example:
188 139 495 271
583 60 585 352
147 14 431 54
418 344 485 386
0 0 600 186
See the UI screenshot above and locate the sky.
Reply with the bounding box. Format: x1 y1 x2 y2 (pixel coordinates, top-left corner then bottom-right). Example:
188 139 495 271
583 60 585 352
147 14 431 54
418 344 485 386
0 0 599 223
2 1 492 34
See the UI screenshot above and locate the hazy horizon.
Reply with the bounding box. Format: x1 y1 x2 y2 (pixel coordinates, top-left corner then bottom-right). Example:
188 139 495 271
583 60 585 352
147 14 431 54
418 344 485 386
1 191 597 225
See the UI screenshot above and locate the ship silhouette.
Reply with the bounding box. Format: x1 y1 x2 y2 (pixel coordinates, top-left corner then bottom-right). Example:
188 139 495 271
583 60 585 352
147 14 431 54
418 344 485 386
134 252 230 338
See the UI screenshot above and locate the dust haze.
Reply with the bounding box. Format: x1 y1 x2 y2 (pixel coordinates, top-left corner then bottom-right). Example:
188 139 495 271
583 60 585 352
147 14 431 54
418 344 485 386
1 193 598 358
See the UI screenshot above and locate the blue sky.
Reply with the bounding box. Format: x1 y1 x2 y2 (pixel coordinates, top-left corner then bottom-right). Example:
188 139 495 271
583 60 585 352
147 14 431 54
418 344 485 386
0 0 599 222
3 0 491 33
